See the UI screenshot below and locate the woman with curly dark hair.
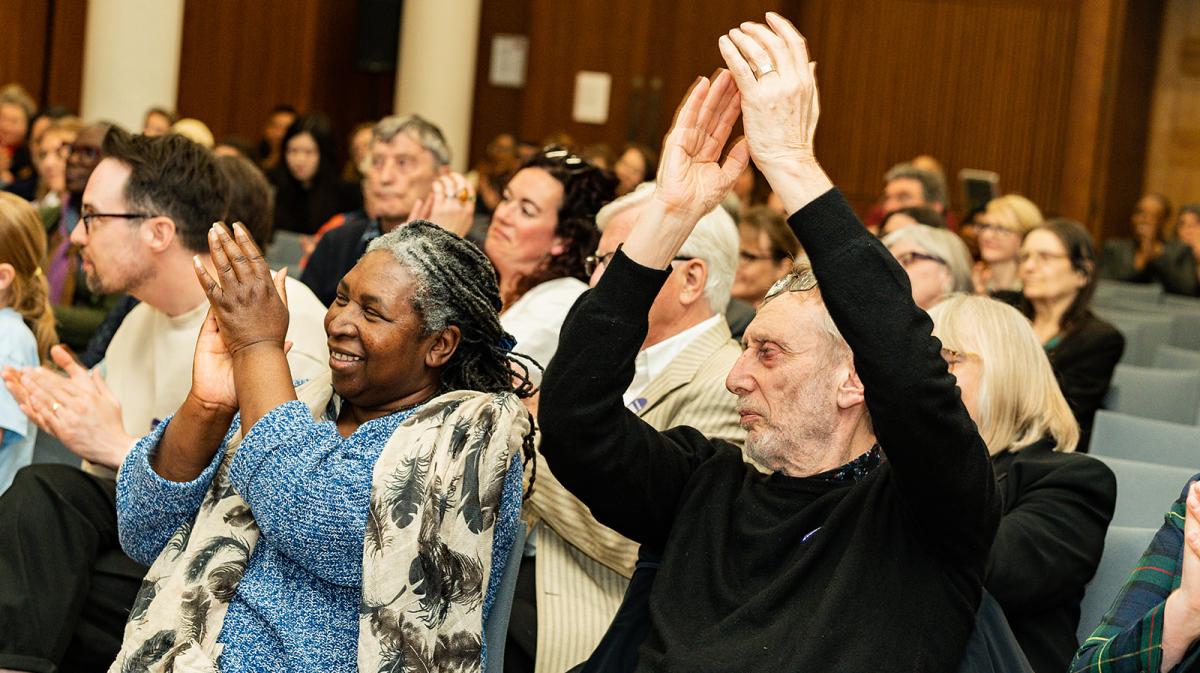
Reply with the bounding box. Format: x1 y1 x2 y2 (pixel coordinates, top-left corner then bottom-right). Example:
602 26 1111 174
484 146 616 380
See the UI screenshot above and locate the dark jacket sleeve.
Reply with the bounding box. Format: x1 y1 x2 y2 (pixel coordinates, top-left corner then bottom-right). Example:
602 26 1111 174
987 451 1116 612
538 251 729 548
1099 240 1140 282
790 189 1000 563
1149 241 1199 297
300 223 364 306
1050 317 1124 439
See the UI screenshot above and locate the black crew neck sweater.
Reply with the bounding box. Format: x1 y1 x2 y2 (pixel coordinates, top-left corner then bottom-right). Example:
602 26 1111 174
539 188 999 672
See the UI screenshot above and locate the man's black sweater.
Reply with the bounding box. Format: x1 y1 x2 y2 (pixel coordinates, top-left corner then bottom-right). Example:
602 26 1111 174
539 188 1000 672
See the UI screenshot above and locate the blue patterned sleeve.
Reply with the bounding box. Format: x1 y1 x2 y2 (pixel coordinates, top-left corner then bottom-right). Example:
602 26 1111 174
115 415 234 566
228 400 382 587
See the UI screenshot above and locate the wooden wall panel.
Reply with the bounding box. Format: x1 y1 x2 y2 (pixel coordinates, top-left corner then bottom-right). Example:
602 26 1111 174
795 0 1080 216
1144 0 1200 231
177 0 394 157
468 0 1160 242
0 0 86 113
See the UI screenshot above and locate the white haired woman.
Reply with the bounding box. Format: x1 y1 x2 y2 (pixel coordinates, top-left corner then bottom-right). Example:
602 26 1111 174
882 224 973 310
928 294 1116 673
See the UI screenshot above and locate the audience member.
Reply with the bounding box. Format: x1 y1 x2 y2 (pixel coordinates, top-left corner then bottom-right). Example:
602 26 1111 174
929 294 1116 673
170 117 215 148
271 114 362 235
213 136 256 160
141 106 176 137
1020 218 1123 450
484 147 616 380
508 182 745 673
878 204 945 237
0 84 37 201
1174 203 1200 295
731 205 800 307
340 120 375 182
960 205 985 258
1071 476 1200 672
581 143 615 170
1100 192 1196 295
28 105 74 152
881 161 949 216
41 122 118 351
540 18 998 671
474 133 519 213
613 142 657 196
0 193 56 494
111 220 532 671
882 223 973 310
301 115 450 305
0 129 329 672
730 159 771 212
257 103 297 171
31 116 82 210
974 194 1043 298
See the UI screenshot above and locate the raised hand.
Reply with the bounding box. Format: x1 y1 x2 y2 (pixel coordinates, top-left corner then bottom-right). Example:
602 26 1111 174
1163 481 1200 669
408 172 476 238
654 70 749 219
193 222 290 357
718 12 831 213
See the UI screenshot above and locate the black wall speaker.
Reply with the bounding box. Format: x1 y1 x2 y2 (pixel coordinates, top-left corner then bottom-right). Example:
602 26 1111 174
354 0 403 73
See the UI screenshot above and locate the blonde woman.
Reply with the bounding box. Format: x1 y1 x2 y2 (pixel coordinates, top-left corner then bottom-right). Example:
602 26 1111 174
929 294 1116 673
973 194 1043 297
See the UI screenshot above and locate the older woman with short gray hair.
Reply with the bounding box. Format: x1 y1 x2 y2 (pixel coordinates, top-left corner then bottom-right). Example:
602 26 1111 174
882 224 973 310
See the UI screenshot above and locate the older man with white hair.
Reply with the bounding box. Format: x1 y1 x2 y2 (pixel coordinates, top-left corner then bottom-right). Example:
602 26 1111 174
507 183 746 673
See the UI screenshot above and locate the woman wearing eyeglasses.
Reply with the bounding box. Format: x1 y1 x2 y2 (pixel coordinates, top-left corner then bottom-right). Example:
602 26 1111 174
730 206 801 307
1020 219 1124 450
929 294 1116 673
882 223 974 310
973 194 1043 299
483 147 616 381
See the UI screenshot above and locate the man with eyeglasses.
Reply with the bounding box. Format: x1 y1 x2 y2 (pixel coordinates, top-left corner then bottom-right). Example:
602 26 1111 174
509 182 745 673
37 123 122 354
0 128 330 672
538 14 997 671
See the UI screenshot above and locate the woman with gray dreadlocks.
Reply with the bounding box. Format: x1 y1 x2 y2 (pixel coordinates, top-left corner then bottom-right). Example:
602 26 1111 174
109 220 534 673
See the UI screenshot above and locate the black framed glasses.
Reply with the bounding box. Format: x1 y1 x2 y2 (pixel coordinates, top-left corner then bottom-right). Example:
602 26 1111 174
80 212 155 235
584 244 694 276
895 251 946 267
66 143 102 163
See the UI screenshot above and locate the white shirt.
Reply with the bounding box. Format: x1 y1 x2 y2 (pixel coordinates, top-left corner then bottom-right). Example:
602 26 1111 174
500 276 588 385
87 275 331 479
622 314 722 409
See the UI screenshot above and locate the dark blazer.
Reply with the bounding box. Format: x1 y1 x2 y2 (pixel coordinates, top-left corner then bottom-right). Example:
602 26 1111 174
988 438 1116 673
1047 313 1124 450
1100 238 1198 296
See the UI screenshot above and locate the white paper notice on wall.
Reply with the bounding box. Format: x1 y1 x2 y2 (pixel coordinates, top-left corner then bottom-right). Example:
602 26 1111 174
489 34 529 88
572 71 612 124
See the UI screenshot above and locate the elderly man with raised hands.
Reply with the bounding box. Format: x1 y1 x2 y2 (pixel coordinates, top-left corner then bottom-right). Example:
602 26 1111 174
537 13 998 672
0 129 329 673
509 183 745 673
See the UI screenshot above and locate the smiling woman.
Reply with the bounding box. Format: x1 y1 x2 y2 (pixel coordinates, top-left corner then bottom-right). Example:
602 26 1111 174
109 220 534 672
482 147 616 380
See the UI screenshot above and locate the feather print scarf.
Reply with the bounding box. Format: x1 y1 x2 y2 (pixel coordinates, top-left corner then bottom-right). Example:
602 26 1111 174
108 382 529 673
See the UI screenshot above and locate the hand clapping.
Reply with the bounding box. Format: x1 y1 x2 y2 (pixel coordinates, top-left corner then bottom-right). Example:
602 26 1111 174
193 222 290 358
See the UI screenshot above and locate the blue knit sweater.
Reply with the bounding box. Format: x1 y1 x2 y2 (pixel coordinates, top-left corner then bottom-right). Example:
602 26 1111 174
116 398 521 672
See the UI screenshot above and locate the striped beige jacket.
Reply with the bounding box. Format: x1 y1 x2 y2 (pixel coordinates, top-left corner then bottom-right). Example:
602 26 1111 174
525 318 747 672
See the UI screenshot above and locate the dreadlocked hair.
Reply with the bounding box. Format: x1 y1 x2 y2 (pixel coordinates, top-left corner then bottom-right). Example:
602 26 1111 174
366 220 537 398
510 146 617 300
367 221 542 496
